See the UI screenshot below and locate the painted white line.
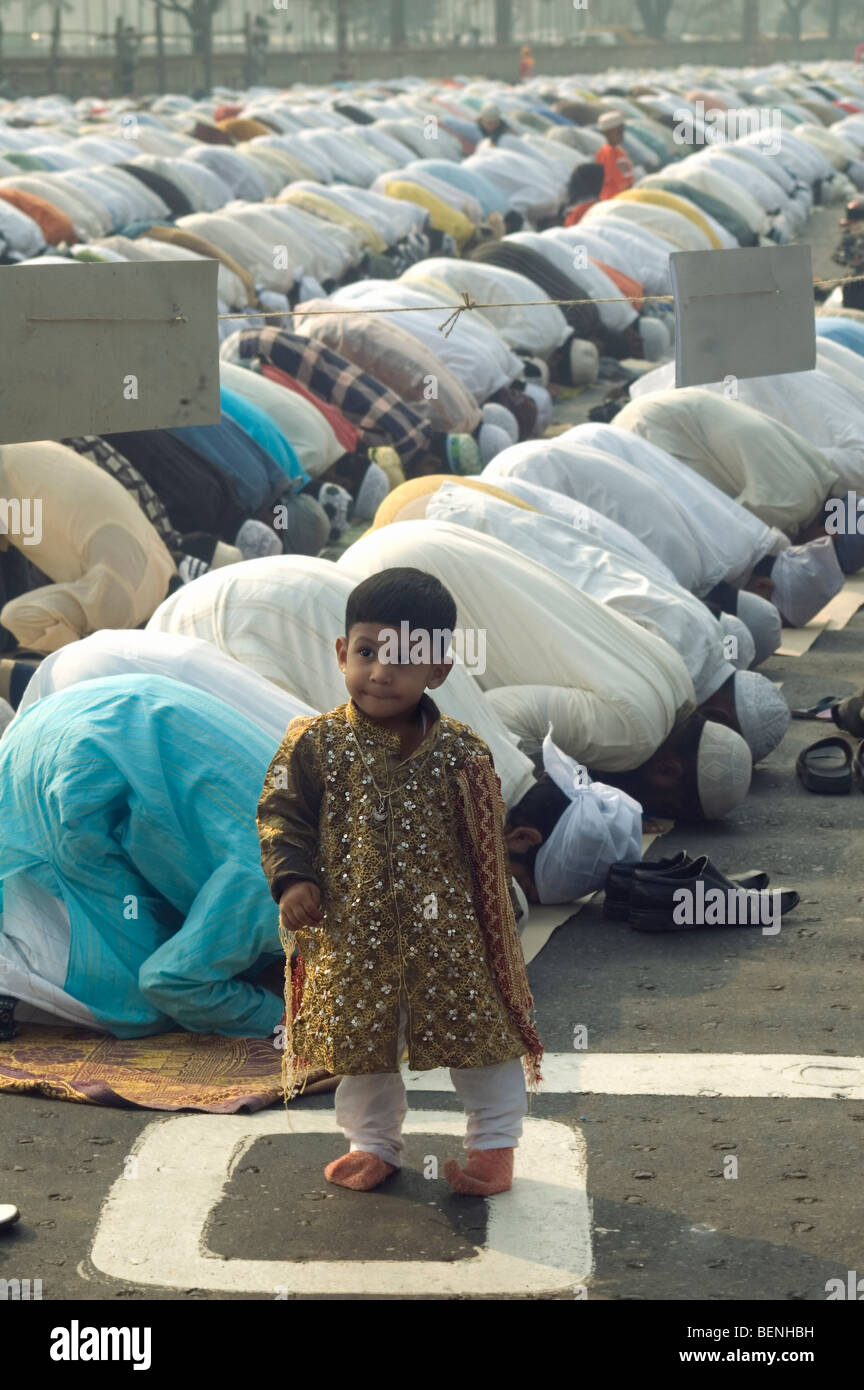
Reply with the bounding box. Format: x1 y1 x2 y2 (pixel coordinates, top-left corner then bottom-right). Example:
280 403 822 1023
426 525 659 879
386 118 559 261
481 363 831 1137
89 1111 590 1297
404 1054 864 1099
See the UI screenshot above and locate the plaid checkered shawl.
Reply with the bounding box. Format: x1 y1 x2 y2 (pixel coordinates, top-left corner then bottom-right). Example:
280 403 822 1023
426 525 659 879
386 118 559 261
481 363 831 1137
229 327 433 463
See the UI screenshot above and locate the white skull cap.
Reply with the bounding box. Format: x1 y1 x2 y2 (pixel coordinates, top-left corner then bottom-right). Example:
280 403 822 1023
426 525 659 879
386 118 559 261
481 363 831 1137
696 720 752 819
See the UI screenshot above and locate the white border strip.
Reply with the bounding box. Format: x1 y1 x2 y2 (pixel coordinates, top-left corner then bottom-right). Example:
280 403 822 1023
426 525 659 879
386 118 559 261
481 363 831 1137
404 1053 864 1099
89 1111 590 1297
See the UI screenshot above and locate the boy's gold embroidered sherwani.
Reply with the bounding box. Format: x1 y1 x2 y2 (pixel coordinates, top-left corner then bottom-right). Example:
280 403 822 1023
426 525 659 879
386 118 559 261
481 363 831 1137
257 695 541 1085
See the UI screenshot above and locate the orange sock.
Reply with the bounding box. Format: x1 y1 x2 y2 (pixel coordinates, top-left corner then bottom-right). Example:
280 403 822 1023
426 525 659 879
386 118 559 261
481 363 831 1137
324 1150 397 1191
444 1147 514 1195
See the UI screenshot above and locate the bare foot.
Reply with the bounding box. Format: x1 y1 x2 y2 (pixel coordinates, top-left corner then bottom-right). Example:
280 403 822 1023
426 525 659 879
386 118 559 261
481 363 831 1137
324 1151 397 1191
444 1147 514 1196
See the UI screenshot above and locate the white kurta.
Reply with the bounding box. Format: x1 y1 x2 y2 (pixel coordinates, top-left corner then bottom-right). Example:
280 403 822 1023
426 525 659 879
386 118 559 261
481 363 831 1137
147 555 535 808
338 520 696 772
330 279 524 403
176 211 292 291
667 160 769 235
677 150 786 214
425 481 735 703
476 473 679 580
463 149 562 221
553 219 673 295
291 180 426 243
401 257 570 357
565 423 786 587
813 338 864 401
483 438 715 595
14 629 315 735
629 362 864 493
614 389 840 536
581 198 713 252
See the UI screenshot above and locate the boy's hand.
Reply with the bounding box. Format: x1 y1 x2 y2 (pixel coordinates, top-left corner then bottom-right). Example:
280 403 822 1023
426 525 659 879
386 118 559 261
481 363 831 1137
279 880 323 931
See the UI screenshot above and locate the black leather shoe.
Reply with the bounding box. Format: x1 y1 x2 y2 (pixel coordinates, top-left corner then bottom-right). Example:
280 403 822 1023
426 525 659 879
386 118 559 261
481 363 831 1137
628 855 798 933
603 852 690 920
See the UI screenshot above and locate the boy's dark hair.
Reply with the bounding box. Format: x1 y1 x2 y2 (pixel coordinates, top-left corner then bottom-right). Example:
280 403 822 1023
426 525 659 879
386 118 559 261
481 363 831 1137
345 568 457 637
567 160 604 204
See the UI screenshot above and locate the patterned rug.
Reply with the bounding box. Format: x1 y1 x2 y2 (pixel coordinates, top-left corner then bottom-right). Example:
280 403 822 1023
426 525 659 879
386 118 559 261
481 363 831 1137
0 1025 338 1112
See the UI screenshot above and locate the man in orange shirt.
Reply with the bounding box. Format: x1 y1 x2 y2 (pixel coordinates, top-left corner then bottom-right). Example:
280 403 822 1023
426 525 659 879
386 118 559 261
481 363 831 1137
595 112 635 200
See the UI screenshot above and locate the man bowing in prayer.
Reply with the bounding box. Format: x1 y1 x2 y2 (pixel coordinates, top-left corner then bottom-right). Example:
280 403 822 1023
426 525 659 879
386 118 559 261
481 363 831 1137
337 521 755 824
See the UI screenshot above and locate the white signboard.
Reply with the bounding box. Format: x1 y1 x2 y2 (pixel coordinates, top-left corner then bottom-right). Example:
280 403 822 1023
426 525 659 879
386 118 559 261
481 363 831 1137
671 244 816 388
0 260 220 444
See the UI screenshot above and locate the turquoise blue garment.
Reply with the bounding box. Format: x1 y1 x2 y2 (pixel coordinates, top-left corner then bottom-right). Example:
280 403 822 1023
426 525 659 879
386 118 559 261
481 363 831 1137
218 383 308 489
0 675 284 1040
816 316 864 359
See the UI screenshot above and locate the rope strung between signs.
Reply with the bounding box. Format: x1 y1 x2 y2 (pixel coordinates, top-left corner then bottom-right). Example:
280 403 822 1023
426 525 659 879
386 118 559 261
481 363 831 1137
216 271 864 337
23 274 864 337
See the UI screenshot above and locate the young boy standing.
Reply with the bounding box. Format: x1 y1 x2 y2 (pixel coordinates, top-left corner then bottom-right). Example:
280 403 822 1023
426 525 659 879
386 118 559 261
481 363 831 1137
257 567 542 1194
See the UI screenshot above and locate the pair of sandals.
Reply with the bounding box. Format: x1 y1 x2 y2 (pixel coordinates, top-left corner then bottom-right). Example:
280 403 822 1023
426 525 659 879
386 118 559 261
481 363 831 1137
794 693 864 794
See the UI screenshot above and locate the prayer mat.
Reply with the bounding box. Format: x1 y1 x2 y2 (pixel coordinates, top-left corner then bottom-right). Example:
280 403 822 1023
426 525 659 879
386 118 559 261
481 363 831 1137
0 1025 338 1112
777 573 864 658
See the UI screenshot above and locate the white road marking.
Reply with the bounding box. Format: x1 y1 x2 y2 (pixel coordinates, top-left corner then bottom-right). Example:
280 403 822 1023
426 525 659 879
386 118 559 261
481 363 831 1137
403 1053 864 1099
88 1052 864 1296
88 1111 590 1297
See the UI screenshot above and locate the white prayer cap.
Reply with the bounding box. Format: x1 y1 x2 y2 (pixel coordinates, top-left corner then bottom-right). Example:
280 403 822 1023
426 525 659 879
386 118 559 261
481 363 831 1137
696 720 752 820
482 401 519 445
717 612 755 671
568 336 599 385
771 535 843 627
598 111 626 132
638 316 670 361
533 727 643 905
478 421 511 465
232 521 280 560
354 461 390 522
523 381 553 432
480 100 502 122
735 589 782 666
732 670 790 763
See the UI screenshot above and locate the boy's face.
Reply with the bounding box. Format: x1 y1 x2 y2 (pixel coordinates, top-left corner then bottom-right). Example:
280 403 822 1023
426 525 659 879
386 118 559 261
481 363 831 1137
337 622 451 723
